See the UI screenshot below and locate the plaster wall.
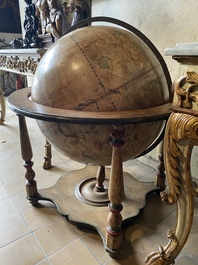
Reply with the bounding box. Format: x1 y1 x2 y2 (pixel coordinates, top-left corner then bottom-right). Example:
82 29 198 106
92 0 198 80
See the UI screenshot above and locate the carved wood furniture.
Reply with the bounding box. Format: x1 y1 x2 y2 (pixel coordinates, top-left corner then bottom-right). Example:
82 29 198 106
145 43 198 265
0 48 46 75
6 16 174 259
0 48 45 124
8 87 171 257
0 48 52 168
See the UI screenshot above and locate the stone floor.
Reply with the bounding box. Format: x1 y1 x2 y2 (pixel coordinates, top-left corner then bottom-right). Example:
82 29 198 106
0 103 198 265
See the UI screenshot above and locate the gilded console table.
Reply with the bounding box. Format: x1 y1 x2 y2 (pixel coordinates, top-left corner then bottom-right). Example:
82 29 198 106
145 43 198 265
0 48 46 75
0 48 46 124
0 48 52 168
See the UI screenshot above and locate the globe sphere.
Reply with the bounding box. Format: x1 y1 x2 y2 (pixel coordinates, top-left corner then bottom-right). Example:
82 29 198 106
31 24 170 166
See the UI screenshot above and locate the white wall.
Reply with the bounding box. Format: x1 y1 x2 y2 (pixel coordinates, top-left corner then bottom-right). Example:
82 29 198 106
92 0 198 81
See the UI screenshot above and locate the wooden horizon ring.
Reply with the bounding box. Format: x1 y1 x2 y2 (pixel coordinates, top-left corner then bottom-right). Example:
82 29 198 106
7 87 171 125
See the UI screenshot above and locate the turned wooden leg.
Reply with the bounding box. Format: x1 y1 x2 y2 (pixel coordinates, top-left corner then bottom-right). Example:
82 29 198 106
146 112 198 265
18 115 39 205
42 140 52 169
155 142 166 189
95 165 106 192
106 126 125 254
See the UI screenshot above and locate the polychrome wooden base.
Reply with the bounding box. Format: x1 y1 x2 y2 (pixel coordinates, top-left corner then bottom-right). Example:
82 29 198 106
30 165 161 256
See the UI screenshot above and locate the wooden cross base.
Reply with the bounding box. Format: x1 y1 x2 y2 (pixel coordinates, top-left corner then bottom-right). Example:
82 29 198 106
31 165 160 256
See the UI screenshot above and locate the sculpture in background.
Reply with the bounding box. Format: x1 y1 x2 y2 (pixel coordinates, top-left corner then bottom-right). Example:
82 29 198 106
35 0 68 41
46 0 67 40
34 0 90 42
69 0 90 26
35 0 50 35
23 0 41 48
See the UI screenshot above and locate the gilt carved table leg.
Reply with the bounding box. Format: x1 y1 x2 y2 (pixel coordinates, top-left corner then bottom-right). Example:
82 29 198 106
146 112 198 265
18 115 39 205
155 142 166 189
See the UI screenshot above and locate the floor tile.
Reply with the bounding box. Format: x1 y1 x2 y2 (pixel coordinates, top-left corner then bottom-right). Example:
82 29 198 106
4 177 27 196
0 214 30 247
22 206 60 231
12 191 32 212
0 234 45 265
0 197 19 222
176 256 198 265
0 184 9 200
125 220 150 243
104 249 145 265
34 217 78 256
36 260 51 265
132 229 168 259
0 165 23 185
81 232 110 264
49 239 100 265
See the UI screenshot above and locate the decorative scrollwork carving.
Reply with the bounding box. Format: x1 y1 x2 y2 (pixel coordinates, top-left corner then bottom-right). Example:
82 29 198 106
145 230 178 265
161 112 198 204
0 55 40 75
0 55 6 66
174 71 198 109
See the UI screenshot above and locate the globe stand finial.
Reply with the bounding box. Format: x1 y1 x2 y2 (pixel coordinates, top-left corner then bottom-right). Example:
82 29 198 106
75 165 109 206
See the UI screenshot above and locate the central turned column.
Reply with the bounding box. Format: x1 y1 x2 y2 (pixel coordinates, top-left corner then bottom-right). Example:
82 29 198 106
106 126 125 253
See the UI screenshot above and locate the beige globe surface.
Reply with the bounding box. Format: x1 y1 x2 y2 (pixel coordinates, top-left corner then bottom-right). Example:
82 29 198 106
31 25 170 166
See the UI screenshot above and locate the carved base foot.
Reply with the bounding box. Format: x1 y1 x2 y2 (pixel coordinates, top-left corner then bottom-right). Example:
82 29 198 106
27 196 39 206
42 157 52 170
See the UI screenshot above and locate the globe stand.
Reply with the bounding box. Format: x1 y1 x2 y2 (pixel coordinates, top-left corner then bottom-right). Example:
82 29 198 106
75 165 110 206
7 87 171 256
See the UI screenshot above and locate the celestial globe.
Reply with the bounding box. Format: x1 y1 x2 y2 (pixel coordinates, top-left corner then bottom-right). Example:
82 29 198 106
31 21 171 166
